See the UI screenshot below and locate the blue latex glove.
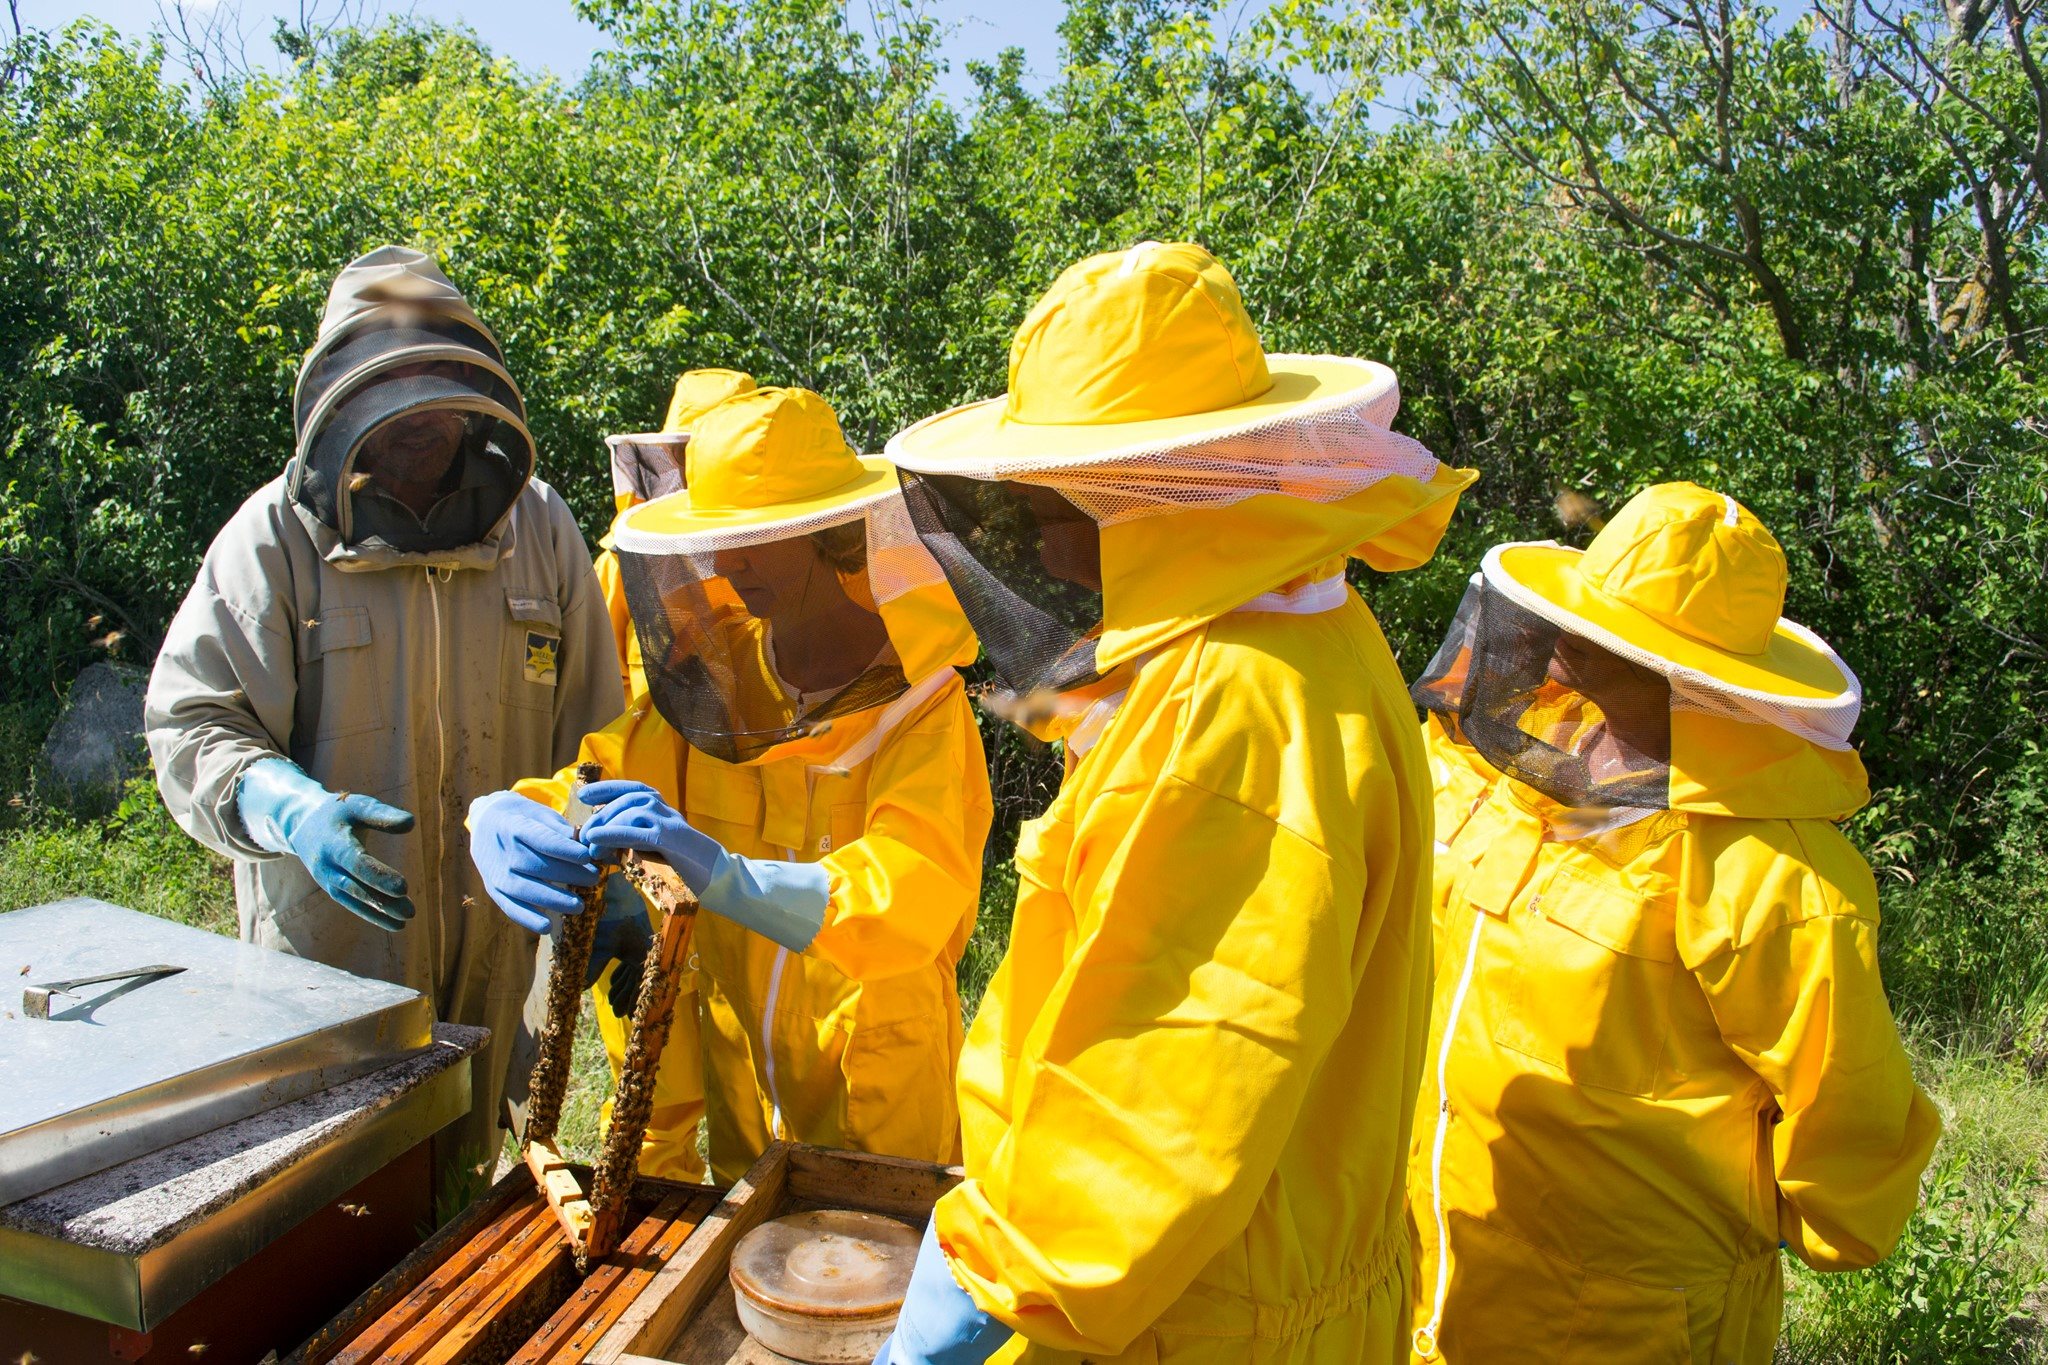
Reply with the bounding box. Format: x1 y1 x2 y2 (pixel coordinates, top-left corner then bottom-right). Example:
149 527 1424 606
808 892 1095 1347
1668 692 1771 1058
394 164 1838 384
873 1216 1013 1365
467 789 601 935
578 779 829 952
238 757 415 932
587 875 654 1017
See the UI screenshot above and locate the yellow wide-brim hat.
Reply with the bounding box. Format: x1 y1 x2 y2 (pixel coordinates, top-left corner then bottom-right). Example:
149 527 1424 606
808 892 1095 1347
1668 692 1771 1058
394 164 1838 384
611 386 900 553
664 367 757 435
1482 482 1861 745
888 241 1400 472
891 356 1398 472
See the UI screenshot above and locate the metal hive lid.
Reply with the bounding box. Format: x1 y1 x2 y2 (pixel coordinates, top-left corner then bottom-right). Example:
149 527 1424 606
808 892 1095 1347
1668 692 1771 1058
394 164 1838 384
0 898 433 1206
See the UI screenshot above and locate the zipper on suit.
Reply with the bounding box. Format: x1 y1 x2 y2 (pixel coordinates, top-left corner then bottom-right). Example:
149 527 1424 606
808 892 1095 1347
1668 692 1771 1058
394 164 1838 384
1414 904 1496 1361
756 681 938 1148
761 944 790 1139
758 839 800 1141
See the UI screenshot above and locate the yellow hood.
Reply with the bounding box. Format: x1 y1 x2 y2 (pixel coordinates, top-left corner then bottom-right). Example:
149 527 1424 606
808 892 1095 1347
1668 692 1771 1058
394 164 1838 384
1667 709 1869 821
1096 464 1473 672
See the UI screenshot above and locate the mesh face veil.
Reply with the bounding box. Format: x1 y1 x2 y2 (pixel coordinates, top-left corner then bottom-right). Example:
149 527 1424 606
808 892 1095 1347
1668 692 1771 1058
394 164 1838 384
892 366 1442 699
1414 551 1865 812
291 301 534 552
895 475 1106 696
1412 578 1675 811
607 432 692 507
614 494 949 764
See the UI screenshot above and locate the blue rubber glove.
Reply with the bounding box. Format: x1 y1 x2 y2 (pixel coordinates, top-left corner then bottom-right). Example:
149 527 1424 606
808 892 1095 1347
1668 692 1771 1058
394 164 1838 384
578 779 829 952
873 1217 1012 1365
237 757 416 932
467 789 602 935
587 875 654 1017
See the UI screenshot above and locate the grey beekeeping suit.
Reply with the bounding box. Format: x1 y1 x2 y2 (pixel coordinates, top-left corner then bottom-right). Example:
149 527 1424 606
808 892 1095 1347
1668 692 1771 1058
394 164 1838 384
145 248 619 1211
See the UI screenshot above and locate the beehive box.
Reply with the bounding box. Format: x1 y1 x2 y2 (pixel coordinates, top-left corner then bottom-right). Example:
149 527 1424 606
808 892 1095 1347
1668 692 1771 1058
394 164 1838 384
289 1165 724 1365
585 1143 961 1364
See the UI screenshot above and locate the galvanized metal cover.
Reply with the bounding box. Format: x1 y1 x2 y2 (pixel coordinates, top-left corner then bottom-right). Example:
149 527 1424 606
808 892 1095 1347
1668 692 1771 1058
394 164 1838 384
0 898 433 1206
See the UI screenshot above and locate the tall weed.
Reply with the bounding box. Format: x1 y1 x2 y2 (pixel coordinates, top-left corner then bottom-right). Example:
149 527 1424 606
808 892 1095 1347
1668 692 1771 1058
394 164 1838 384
1781 1151 2046 1363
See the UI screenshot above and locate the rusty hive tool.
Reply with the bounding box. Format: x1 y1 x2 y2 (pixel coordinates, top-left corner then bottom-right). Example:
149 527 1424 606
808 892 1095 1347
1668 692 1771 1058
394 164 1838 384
21 964 186 1019
522 763 702 1269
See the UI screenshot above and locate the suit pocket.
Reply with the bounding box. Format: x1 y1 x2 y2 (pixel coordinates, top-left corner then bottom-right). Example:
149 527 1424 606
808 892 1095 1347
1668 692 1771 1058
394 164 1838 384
1438 1213 1580 1360
503 589 563 713
843 1006 958 1166
301 606 385 742
823 801 864 856
686 755 761 844
1561 1264 1693 1364
1493 867 1679 1096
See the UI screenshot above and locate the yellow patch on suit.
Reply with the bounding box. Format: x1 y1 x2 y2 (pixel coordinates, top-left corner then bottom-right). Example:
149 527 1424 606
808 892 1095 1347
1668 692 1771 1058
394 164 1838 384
524 632 559 685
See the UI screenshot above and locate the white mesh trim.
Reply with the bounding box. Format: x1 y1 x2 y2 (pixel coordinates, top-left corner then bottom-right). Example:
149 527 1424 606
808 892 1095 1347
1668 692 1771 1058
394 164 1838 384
1233 573 1349 615
1481 544 1863 750
885 359 1440 526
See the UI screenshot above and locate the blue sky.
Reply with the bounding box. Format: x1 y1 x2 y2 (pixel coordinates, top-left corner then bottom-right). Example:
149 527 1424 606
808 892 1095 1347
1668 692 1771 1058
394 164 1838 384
22 0 1076 101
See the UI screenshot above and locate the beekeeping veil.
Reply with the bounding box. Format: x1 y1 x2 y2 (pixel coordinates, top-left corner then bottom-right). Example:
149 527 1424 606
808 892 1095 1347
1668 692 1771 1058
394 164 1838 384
885 241 1475 701
605 369 758 516
1412 483 1869 817
290 246 533 553
610 387 976 765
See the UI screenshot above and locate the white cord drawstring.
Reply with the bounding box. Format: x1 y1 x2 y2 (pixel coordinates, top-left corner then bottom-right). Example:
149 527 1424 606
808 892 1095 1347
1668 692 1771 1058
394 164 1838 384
1414 908 1490 1360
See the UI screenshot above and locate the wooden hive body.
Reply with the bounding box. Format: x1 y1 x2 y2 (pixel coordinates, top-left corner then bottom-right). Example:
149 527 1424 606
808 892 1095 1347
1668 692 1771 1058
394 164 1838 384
291 1145 957 1365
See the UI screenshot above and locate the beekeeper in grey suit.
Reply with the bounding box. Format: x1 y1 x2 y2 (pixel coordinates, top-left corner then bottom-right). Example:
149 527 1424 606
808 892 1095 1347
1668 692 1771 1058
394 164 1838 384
146 246 617 1213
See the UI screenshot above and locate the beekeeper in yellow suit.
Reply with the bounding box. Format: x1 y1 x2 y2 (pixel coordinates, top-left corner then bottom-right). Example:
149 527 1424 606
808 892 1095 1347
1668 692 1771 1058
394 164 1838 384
469 385 990 1182
595 368 758 699
565 369 757 1180
875 241 1476 1364
1405 482 1940 1363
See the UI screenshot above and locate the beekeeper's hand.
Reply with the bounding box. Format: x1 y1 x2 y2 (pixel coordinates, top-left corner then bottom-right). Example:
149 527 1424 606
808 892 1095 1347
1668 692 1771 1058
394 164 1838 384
238 757 415 931
466 789 601 935
586 876 654 1016
873 1217 1012 1365
580 779 829 953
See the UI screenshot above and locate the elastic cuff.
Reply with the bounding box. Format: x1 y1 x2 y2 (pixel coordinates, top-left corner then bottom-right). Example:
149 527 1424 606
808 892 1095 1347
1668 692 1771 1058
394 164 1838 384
234 755 304 857
700 855 830 952
898 1216 1013 1362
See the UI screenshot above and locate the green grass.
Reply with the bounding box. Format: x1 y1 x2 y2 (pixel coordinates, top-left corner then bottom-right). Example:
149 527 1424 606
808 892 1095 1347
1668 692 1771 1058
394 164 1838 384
0 779 235 934
8 774 2048 1359
1780 1045 2048 1363
555 1005 613 1161
960 856 1018 1023
1878 847 2048 1064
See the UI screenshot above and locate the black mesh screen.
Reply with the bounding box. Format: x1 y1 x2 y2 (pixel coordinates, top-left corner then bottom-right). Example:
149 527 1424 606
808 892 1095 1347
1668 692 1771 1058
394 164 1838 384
613 436 689 505
298 367 532 552
1412 579 1672 810
618 522 910 764
296 312 510 438
345 424 527 553
896 472 1105 697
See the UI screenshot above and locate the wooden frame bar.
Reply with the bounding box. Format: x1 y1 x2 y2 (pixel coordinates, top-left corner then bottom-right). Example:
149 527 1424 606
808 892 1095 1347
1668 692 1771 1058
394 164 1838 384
293 1171 725 1365
521 764 702 1267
